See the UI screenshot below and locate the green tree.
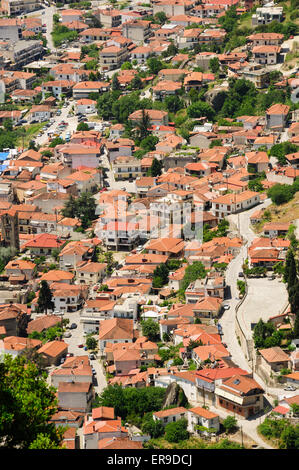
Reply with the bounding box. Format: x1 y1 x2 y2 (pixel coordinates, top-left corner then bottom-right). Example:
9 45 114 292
121 61 133 70
111 73 121 91
141 319 160 341
154 11 167 24
140 135 159 151
37 280 54 314
141 413 164 438
165 418 189 443
3 119 13 132
181 261 206 292
0 355 64 448
149 158 163 177
253 319 276 348
152 263 169 288
187 100 215 121
284 249 297 288
222 415 238 433
267 184 294 205
147 57 164 75
135 108 151 141
49 137 64 148
86 336 97 350
61 192 96 229
209 57 220 74
77 122 89 131
130 75 143 90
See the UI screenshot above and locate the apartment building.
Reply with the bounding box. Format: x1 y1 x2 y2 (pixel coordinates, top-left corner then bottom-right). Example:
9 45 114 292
247 32 284 47
95 8 122 28
1 0 41 15
99 45 129 72
266 103 290 130
72 81 110 99
42 80 75 99
122 19 153 44
3 40 44 69
252 7 284 26
112 156 145 181
252 45 281 65
152 0 194 17
0 18 22 41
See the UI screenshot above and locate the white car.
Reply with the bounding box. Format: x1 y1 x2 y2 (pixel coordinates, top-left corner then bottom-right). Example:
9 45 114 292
223 304 230 310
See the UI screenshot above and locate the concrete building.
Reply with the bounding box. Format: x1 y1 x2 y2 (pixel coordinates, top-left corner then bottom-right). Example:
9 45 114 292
1 0 41 16
252 6 284 26
0 18 22 41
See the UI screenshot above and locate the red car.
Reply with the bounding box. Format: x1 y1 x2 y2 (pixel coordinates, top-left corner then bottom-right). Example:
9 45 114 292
100 187 108 192
78 344 84 348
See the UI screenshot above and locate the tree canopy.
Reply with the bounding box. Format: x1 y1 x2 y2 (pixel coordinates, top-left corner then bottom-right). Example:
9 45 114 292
0 355 64 448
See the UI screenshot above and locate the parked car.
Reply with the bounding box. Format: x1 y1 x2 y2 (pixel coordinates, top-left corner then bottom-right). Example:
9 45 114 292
66 353 74 358
223 304 230 310
92 368 96 375
78 344 84 348
64 332 72 338
238 272 244 277
60 358 65 364
89 354 95 360
284 385 297 391
70 323 77 329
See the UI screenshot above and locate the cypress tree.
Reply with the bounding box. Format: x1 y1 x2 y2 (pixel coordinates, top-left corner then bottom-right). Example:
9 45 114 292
37 281 54 315
284 249 297 288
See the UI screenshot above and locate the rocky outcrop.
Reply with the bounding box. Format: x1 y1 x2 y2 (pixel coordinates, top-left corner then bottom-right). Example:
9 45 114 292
162 382 188 409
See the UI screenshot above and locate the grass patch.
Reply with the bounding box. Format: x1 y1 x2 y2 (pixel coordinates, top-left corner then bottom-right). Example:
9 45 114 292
253 192 299 233
16 122 47 147
147 436 245 449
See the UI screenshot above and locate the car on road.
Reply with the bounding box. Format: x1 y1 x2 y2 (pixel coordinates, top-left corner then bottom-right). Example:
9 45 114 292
92 368 96 375
66 353 74 358
64 332 72 338
60 358 65 364
99 187 108 192
238 272 244 277
284 385 297 391
89 354 95 360
223 304 230 310
70 323 77 329
121 187 126 191
78 344 84 348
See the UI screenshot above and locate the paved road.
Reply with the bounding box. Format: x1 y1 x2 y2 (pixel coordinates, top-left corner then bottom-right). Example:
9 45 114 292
35 101 78 148
20 5 56 52
220 199 289 400
220 199 274 372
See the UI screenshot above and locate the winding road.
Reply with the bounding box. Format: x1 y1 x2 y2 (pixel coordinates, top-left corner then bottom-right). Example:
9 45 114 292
216 199 290 448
